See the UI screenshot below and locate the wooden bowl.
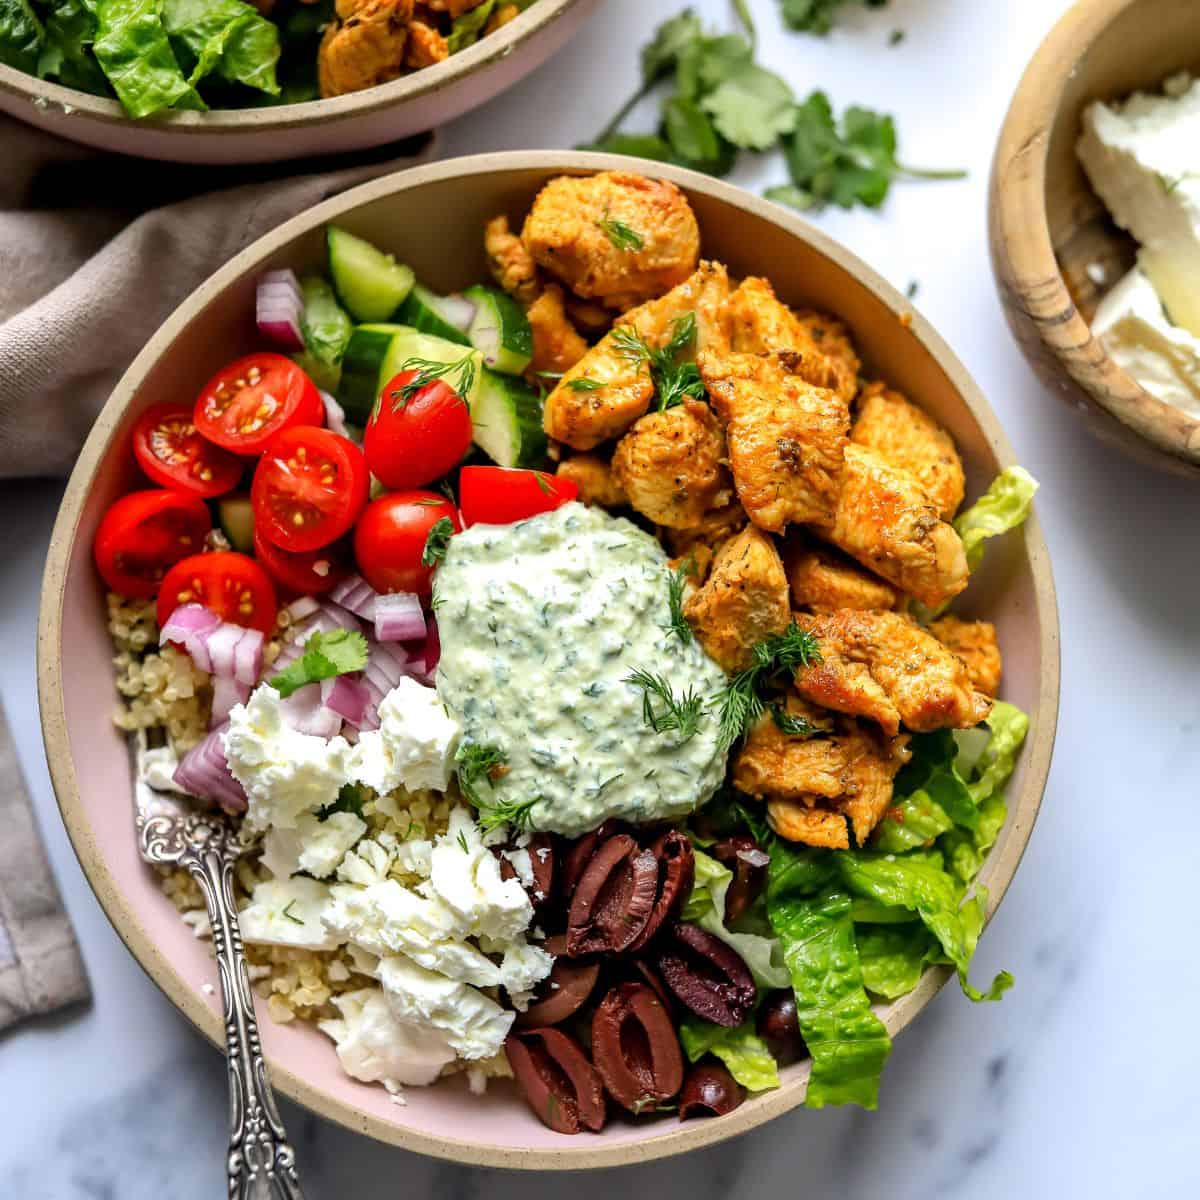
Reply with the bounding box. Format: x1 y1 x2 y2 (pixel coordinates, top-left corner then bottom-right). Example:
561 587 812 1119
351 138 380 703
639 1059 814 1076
0 0 598 165
37 152 1060 1168
989 0 1200 477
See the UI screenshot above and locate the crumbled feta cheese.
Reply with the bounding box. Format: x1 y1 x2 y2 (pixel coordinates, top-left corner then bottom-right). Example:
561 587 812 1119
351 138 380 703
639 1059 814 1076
137 744 180 792
350 678 461 795
501 847 535 887
201 982 215 996
181 909 211 940
240 877 342 951
319 988 455 1090
225 686 353 833
260 811 366 880
337 838 394 886
394 838 434 877
497 941 554 1002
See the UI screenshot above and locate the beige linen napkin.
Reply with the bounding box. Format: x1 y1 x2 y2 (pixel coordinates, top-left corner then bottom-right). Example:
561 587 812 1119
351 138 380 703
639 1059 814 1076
0 114 433 1027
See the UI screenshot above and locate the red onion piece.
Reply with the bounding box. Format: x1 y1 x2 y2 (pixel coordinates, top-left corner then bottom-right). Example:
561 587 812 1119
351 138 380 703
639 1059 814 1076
330 574 378 621
286 596 320 623
412 617 439 681
161 604 261 684
280 683 342 738
374 592 426 643
160 604 222 671
173 725 246 814
319 390 352 439
211 675 251 728
232 628 264 686
256 270 304 350
438 292 477 332
322 675 370 727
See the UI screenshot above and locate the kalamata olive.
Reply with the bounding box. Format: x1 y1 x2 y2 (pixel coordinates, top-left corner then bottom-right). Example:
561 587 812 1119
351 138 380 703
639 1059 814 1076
709 836 768 923
627 830 695 953
515 935 600 1028
559 820 629 900
756 989 808 1066
629 959 673 1011
505 1027 607 1134
654 923 756 1027
566 835 657 956
591 982 684 1113
679 1061 744 1120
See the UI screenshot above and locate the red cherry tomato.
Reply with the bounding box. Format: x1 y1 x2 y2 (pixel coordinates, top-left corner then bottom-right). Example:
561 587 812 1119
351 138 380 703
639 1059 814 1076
132 403 244 498
253 525 347 598
93 490 212 598
194 353 323 457
354 491 460 597
364 369 473 490
251 426 368 553
458 466 578 527
156 552 277 634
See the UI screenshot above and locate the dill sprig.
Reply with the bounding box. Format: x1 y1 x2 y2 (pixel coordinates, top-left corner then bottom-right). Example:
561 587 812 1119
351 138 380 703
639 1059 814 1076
597 212 645 251
626 669 704 742
664 559 693 645
454 742 539 834
567 377 604 392
388 353 478 411
611 315 706 411
771 704 820 738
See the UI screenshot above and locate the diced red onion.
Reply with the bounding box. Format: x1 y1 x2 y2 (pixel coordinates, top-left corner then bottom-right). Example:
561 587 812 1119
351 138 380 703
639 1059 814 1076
173 725 246 814
232 630 264 686
330 574 378 621
737 848 771 868
306 601 363 638
374 592 426 643
211 675 251 728
439 292 477 332
364 638 409 694
415 617 440 682
160 604 222 671
280 683 343 738
286 596 320 623
320 390 353 440
322 674 370 727
256 270 304 350
161 604 261 684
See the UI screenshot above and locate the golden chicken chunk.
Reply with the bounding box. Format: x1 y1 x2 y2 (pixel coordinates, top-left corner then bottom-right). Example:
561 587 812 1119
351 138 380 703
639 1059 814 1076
792 609 992 736
522 171 701 309
783 536 899 612
612 399 732 529
700 348 850 533
526 285 588 379
404 19 447 67
722 277 860 404
683 525 789 673
485 215 540 305
929 616 1003 698
543 263 729 450
733 704 845 802
318 0 412 98
555 454 627 509
664 501 748 566
852 382 965 520
818 443 968 610
768 799 851 850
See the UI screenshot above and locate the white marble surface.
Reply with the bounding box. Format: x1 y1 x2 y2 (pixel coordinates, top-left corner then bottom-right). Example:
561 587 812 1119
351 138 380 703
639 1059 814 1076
4 0 1200 1194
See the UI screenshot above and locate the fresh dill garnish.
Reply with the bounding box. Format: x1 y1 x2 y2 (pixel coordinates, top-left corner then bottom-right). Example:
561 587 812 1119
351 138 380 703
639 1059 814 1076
382 353 478 415
771 704 819 737
532 471 553 495
625 669 704 742
281 901 304 926
567 377 604 391
421 516 454 567
593 773 624 796
664 559 693 645
456 831 470 854
453 742 536 833
712 619 823 750
597 212 645 251
612 314 706 411
412 497 446 506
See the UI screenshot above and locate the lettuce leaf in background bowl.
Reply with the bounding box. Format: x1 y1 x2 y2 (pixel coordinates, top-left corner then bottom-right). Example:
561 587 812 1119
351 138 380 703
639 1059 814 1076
0 0 47 75
162 0 279 97
91 0 201 116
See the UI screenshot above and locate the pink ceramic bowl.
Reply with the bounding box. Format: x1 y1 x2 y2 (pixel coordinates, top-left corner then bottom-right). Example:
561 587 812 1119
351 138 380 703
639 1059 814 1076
38 152 1060 1168
0 0 599 165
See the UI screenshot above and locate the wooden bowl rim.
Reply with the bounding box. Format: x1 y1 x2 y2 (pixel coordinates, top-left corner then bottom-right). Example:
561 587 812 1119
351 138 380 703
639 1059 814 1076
37 151 1061 1169
990 0 1200 467
0 0 586 135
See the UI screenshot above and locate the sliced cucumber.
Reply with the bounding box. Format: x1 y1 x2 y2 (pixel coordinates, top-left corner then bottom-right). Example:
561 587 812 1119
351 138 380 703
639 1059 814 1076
299 275 353 373
338 324 484 425
463 284 533 375
396 284 473 345
292 348 341 394
326 227 415 322
217 495 254 554
470 368 547 468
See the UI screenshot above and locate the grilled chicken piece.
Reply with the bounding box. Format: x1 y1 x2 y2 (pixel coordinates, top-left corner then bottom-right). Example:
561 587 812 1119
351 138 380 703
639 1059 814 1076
404 19 447 66
522 171 701 310
664 501 748 567
485 215 540 305
318 0 413 98
929 616 1003 698
543 263 729 450
852 382 965 520
700 348 850 533
783 535 898 612
792 609 992 736
556 454 627 509
722 277 860 404
682 525 789 673
733 702 845 801
767 799 851 850
526 285 588 379
612 399 732 529
818 443 968 610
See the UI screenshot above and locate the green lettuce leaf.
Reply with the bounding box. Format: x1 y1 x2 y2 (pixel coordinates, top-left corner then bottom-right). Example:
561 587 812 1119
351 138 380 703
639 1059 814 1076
448 0 495 53
857 922 938 1000
893 728 976 829
679 1021 781 1092
162 0 279 96
871 789 954 854
37 0 109 93
93 0 201 117
955 466 1039 572
0 0 45 75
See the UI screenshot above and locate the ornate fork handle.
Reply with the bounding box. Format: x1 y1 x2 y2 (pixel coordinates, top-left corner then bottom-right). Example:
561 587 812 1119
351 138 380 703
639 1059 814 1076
187 842 307 1200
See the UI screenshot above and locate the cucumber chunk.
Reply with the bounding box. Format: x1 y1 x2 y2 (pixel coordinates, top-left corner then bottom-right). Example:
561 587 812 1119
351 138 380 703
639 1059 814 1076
217 495 254 554
396 284 473 345
300 275 352 369
326 227 415 322
463 284 533 375
470 368 547 468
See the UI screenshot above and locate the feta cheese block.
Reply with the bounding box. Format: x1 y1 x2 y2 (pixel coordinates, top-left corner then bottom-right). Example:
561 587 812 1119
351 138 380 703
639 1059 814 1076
1093 266 1200 417
261 811 367 880
240 877 342 951
350 677 461 795
1078 76 1200 337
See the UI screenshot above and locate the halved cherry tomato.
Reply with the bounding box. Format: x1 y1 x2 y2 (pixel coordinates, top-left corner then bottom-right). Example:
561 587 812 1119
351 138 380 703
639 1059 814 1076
253 526 347 598
354 491 460 597
458 466 578 527
132 402 244 498
156 552 277 634
364 369 473 490
251 426 368 553
194 353 323 457
93 490 211 598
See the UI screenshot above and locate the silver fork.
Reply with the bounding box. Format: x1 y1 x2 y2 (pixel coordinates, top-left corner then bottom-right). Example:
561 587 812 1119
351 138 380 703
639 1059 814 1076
135 759 307 1199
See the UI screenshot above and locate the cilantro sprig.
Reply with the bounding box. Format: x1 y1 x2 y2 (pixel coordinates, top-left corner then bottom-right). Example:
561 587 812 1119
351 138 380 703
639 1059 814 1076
270 629 369 700
779 0 887 35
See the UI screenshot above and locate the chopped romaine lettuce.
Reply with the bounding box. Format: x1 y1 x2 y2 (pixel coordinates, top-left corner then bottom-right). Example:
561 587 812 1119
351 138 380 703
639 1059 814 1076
448 0 496 53
38 0 108 93
92 0 201 117
857 922 938 1000
955 466 1039 572
0 0 44 75
679 1020 781 1092
162 0 279 96
871 789 954 854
